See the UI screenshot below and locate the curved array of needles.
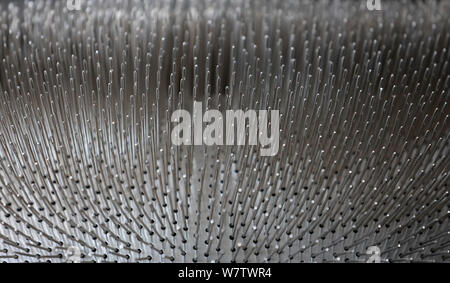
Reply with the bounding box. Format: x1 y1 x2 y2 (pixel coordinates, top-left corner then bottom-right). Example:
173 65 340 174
0 0 448 262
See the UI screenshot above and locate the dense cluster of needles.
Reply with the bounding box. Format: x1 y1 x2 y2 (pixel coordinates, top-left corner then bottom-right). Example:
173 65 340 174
0 0 448 262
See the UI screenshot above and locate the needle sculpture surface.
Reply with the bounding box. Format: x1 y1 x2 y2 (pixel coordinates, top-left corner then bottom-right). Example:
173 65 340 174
0 0 448 263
